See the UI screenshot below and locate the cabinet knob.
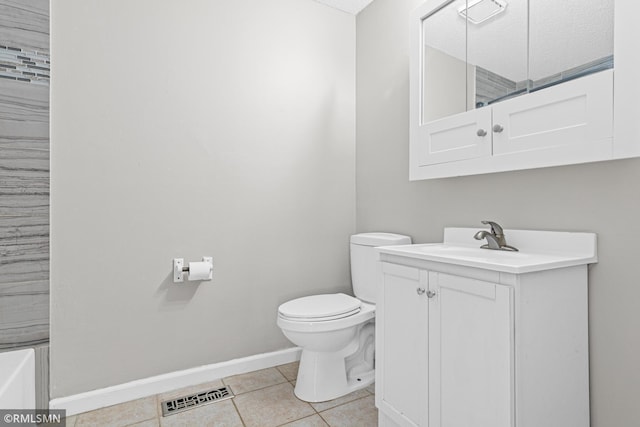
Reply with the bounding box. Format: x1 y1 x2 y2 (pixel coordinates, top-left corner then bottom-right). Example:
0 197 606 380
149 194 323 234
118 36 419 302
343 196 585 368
493 124 504 133
416 287 426 295
476 129 487 137
426 290 437 298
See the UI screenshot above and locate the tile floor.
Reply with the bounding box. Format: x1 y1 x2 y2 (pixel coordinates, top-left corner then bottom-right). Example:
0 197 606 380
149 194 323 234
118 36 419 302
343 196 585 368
63 362 378 427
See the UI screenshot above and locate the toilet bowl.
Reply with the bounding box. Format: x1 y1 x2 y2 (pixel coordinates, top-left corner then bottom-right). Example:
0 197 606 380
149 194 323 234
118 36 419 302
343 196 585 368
276 233 411 402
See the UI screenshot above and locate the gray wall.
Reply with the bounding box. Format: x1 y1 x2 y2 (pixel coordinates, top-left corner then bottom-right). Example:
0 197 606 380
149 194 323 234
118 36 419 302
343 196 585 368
50 0 355 398
356 1 640 426
0 0 49 350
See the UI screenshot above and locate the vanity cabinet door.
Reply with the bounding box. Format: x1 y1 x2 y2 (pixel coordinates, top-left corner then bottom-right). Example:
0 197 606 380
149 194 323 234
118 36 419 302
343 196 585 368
378 263 428 427
427 272 514 427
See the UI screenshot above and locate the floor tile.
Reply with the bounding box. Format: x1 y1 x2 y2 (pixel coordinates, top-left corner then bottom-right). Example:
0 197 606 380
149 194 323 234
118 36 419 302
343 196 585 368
75 396 158 427
280 414 329 427
70 363 378 427
223 367 287 394
41 415 77 427
233 382 315 427
159 399 242 427
310 388 371 412
319 395 378 427
127 419 159 427
365 383 375 394
276 361 299 381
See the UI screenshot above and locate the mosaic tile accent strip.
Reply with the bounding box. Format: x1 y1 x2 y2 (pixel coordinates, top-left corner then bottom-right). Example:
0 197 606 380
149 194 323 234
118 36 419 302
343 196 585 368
0 45 49 86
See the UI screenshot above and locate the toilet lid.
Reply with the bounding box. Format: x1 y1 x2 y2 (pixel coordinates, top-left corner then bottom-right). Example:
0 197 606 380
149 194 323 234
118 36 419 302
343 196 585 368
278 293 361 321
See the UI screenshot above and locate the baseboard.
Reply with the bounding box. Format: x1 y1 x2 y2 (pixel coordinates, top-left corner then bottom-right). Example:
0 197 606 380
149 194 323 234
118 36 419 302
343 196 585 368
50 347 301 416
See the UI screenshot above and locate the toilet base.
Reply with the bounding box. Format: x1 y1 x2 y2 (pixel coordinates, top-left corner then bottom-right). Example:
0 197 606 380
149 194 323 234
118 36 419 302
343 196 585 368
294 352 374 403
293 321 375 403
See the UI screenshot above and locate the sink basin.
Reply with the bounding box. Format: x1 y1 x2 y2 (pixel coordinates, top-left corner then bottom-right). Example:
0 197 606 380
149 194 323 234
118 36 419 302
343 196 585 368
409 244 524 258
376 228 597 274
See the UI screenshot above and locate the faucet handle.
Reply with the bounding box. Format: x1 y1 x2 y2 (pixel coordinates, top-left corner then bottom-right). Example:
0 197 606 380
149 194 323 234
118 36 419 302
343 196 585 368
481 220 504 236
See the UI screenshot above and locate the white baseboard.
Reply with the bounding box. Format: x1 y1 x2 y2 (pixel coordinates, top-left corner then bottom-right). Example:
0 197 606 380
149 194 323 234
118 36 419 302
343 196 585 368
50 347 301 416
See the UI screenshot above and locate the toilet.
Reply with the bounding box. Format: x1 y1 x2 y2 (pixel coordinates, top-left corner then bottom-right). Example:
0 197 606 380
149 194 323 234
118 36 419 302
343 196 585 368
277 232 411 402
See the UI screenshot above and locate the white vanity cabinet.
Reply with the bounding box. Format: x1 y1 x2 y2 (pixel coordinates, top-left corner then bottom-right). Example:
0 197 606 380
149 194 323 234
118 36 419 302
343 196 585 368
375 228 597 427
409 0 635 180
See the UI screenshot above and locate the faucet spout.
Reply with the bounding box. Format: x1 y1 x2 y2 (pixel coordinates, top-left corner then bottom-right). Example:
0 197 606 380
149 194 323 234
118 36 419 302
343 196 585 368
474 230 501 249
474 221 518 251
474 230 487 239
481 220 506 245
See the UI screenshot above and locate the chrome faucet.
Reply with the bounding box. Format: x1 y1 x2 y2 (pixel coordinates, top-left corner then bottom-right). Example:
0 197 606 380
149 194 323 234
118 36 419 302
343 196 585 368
474 220 518 251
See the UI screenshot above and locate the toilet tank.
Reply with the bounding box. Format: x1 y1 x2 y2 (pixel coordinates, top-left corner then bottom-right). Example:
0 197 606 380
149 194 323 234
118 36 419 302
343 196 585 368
350 233 412 303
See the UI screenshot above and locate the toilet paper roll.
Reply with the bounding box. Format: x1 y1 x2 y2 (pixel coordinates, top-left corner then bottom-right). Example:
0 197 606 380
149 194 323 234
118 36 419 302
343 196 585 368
188 261 212 281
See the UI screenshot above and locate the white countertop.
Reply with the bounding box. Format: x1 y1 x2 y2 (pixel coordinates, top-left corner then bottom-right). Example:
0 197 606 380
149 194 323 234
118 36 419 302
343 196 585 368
377 228 597 274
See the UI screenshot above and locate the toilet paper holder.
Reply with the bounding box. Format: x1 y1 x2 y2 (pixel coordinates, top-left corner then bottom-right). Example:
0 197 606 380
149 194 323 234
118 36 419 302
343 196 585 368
173 257 213 282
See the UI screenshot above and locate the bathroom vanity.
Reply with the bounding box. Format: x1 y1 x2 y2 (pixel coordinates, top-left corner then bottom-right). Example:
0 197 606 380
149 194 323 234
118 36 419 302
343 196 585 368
375 228 597 427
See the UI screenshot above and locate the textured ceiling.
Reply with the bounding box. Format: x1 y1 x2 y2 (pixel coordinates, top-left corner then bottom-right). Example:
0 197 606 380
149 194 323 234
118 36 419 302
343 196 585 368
425 0 614 82
313 0 374 14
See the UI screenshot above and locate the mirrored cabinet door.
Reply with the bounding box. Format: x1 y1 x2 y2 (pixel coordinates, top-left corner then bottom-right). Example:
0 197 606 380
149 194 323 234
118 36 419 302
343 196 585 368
417 0 493 167
421 0 469 125
492 0 614 161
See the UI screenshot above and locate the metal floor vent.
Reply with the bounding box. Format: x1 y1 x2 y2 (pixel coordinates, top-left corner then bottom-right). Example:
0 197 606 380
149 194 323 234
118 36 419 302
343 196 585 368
161 385 234 417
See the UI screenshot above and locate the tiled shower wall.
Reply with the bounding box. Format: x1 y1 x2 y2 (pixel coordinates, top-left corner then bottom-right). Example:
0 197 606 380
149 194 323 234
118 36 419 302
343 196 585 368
0 0 50 351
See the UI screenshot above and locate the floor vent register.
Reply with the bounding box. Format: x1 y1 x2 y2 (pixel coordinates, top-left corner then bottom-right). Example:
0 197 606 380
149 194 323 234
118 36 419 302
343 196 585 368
160 386 234 417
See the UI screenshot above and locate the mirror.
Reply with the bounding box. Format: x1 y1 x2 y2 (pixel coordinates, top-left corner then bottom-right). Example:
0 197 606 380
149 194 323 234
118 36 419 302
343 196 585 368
529 0 614 91
421 0 614 125
421 0 470 124
466 0 527 108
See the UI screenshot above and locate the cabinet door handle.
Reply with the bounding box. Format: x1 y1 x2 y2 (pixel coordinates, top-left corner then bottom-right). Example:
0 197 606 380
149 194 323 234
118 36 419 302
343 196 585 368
493 124 504 133
476 129 487 137
416 287 426 295
426 290 437 298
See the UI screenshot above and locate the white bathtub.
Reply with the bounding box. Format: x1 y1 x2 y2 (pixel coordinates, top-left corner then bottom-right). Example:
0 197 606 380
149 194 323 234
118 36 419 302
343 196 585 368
0 349 35 409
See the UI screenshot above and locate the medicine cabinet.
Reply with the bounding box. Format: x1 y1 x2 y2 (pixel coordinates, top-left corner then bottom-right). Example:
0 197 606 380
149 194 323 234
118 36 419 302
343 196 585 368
409 0 638 180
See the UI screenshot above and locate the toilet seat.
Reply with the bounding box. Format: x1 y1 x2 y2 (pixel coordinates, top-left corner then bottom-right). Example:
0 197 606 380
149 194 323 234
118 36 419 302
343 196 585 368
277 301 375 334
278 293 361 322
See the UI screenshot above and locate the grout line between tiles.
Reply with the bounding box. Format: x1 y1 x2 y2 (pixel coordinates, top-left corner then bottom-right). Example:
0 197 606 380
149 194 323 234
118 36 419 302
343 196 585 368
317 410 331 427
273 413 319 427
153 394 162 422
124 416 158 427
230 395 247 427
221 377 290 397
315 393 376 426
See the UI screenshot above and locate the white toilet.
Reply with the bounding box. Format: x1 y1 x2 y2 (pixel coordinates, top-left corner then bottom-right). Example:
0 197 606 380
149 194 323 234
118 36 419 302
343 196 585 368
277 232 411 402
